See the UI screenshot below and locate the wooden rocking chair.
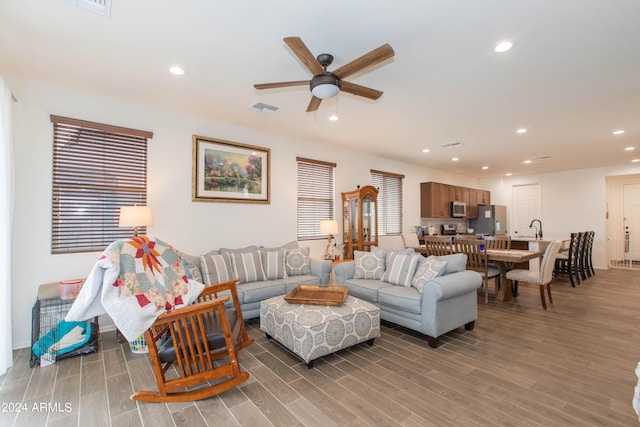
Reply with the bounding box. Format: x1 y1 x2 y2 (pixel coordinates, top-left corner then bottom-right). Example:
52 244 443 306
131 279 254 403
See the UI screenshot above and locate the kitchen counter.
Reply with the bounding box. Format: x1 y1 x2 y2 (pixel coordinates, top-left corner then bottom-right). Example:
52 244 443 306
509 235 570 243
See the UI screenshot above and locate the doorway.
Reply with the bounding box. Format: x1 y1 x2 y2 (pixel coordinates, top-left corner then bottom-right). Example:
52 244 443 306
606 174 640 269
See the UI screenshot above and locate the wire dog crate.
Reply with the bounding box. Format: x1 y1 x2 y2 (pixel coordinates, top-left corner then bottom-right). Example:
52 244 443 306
30 282 99 368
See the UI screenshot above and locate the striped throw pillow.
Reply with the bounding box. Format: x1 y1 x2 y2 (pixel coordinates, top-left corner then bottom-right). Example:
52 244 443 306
199 253 234 285
230 251 266 284
381 253 420 287
260 250 287 280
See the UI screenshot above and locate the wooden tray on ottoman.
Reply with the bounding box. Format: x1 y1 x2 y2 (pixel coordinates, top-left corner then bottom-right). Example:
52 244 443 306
284 285 348 306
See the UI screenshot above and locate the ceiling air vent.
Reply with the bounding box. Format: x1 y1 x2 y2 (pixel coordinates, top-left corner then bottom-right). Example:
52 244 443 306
66 0 112 17
439 141 464 149
248 102 279 114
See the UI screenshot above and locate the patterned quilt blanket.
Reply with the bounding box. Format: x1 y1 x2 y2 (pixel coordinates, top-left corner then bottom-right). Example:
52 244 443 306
66 237 204 342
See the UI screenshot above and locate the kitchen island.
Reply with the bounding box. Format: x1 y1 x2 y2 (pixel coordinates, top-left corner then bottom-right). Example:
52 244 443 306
509 235 570 269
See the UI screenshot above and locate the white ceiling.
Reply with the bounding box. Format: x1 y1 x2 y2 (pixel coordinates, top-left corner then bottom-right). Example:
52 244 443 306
1 0 639 178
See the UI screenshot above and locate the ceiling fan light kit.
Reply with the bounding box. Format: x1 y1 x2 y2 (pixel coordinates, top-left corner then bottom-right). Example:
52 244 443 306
310 74 342 99
254 36 394 112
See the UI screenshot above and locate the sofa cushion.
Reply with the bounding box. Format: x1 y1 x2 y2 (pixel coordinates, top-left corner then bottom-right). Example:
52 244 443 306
344 278 392 303
354 250 386 279
238 280 286 303
412 256 448 293
381 253 420 287
219 245 259 254
260 250 287 280
262 240 299 252
200 253 234 285
229 250 266 284
284 274 323 291
285 247 311 276
378 286 422 315
432 253 467 275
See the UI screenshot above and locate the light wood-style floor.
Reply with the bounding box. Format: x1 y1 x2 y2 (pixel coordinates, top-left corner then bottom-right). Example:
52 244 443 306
2 268 640 426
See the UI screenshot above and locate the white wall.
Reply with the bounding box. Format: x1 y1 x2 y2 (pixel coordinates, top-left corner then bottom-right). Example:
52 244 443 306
480 164 640 270
8 76 479 349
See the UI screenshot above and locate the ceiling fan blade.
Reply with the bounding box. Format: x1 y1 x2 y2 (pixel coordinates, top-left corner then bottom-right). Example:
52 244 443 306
284 37 325 76
332 43 395 80
254 80 310 90
306 96 322 112
340 81 383 100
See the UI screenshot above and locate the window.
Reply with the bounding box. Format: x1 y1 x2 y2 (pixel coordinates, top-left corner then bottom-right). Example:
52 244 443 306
50 115 153 253
371 169 404 235
296 157 336 240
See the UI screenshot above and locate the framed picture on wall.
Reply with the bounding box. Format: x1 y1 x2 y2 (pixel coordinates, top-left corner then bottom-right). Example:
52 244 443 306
192 135 270 204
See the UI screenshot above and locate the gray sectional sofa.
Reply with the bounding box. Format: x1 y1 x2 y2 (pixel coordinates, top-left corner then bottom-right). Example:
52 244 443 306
180 241 332 320
334 249 482 348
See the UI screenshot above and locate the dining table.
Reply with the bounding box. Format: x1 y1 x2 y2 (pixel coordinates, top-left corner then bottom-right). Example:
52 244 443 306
413 246 544 302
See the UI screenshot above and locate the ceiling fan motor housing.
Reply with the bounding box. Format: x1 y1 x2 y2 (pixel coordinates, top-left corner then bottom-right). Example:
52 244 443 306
310 73 342 91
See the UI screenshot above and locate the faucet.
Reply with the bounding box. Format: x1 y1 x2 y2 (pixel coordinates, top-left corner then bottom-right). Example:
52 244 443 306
529 219 543 239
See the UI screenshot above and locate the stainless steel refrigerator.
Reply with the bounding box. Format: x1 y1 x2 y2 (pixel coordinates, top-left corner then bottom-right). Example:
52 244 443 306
470 205 508 236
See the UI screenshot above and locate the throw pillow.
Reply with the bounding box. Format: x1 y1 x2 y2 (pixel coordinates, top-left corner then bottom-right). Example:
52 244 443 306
229 251 267 284
219 245 259 254
381 253 420 287
199 253 234 285
412 256 448 293
260 249 287 280
285 247 311 276
354 250 386 279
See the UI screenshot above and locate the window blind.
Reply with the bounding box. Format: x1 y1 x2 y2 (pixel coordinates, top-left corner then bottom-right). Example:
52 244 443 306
51 115 153 253
371 169 404 236
297 157 336 240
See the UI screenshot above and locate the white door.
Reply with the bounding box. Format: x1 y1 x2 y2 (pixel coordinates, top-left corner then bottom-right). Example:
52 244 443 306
623 183 640 262
512 183 542 235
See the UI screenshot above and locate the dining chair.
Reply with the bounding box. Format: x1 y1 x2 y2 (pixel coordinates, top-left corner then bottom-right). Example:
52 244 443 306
483 236 512 250
401 233 421 249
507 240 562 309
584 231 595 278
454 239 500 303
423 236 453 256
554 232 581 287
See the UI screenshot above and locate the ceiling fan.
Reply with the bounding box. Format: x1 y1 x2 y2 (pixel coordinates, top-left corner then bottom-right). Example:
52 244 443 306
254 36 395 112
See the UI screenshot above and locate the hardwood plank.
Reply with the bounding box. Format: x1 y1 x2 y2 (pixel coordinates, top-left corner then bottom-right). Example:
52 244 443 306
229 400 274 426
171 404 208 427
78 390 109 427
106 372 137 417
240 381 299 427
195 396 241 426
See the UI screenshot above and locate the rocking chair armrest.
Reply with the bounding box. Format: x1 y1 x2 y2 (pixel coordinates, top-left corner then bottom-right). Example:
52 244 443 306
197 278 241 300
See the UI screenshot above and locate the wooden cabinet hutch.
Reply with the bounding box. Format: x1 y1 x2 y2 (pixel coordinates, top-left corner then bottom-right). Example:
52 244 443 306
341 185 378 260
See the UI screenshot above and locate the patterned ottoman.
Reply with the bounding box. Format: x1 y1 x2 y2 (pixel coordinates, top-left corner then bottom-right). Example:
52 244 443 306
260 295 380 368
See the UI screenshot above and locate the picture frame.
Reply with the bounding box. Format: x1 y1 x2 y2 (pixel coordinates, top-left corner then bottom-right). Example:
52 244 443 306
192 135 270 204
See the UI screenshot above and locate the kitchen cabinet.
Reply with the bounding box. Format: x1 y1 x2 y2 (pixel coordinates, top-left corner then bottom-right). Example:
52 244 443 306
342 185 378 260
420 182 490 219
420 182 450 218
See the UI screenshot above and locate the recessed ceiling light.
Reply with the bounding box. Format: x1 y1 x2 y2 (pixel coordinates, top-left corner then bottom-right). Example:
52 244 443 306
494 40 513 53
505 173 512 176
329 115 339 121
632 159 640 163
625 146 635 151
452 157 459 162
516 128 527 134
524 159 532 164
422 148 430 153
169 66 185 75
613 130 625 135
482 166 489 170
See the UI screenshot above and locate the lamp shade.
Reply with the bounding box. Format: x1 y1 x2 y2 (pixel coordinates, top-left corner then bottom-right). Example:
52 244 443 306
319 219 339 235
118 205 153 228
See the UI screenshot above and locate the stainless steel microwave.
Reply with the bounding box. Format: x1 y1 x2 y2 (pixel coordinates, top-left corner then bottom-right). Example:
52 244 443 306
451 201 466 217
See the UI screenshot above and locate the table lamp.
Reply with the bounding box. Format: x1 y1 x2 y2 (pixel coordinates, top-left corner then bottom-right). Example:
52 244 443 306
319 219 339 260
118 205 153 237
